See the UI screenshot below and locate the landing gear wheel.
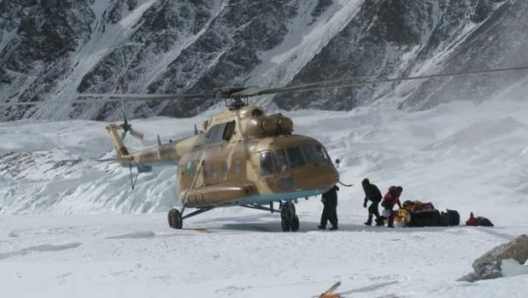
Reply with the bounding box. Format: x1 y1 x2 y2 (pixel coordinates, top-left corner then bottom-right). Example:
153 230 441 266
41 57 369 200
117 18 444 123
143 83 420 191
280 202 300 232
168 208 182 229
291 215 300 232
281 216 290 231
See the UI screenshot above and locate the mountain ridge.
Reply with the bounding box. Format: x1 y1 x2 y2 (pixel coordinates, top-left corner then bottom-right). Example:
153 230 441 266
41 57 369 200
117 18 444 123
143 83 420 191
1 0 526 121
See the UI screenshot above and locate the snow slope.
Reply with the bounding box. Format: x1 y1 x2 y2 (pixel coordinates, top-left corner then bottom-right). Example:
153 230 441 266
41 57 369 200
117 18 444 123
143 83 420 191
1 95 528 297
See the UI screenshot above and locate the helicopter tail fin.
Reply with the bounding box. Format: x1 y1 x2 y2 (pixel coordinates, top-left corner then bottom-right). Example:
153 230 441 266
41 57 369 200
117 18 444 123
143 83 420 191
106 123 131 159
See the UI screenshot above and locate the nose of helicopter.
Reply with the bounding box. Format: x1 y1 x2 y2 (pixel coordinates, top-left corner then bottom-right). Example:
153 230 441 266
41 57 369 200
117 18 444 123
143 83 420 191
295 163 339 191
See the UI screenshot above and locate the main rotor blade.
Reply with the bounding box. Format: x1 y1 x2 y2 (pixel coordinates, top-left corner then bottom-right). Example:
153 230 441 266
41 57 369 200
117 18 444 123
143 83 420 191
342 64 528 87
232 65 528 98
2 65 528 107
0 102 44 106
0 92 216 107
77 93 214 100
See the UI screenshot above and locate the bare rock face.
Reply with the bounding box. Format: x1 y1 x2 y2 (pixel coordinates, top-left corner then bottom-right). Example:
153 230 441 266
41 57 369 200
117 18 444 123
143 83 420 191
2 0 528 121
472 234 528 279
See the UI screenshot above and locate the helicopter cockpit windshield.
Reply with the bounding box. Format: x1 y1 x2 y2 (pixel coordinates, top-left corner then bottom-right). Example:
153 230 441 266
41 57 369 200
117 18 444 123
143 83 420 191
259 143 333 177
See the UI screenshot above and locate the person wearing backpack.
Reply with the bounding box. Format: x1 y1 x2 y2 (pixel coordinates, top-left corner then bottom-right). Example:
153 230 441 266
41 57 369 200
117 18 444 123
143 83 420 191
362 178 383 226
381 186 403 228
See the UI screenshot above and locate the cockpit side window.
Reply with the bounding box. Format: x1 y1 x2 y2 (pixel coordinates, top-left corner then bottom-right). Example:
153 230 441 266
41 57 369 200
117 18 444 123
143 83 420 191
206 121 235 144
260 151 274 176
274 149 288 173
206 124 225 144
222 121 236 141
286 146 305 168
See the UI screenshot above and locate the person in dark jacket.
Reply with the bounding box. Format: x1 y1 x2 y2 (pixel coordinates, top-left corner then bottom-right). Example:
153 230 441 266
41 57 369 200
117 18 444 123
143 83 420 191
362 178 383 226
318 185 339 230
381 186 403 228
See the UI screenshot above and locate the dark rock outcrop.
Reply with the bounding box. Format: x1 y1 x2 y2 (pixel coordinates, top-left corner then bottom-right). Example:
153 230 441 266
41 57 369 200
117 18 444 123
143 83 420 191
472 234 528 279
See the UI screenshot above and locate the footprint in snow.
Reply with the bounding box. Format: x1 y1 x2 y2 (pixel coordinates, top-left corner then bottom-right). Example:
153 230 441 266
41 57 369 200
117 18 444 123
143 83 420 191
0 242 82 260
106 231 156 239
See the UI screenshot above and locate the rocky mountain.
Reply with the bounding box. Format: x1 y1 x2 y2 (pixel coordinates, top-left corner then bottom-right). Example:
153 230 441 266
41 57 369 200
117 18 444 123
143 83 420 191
1 0 526 121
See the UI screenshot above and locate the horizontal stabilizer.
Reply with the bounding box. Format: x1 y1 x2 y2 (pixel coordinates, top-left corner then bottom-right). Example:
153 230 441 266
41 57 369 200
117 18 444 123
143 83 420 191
95 155 134 163
96 158 121 162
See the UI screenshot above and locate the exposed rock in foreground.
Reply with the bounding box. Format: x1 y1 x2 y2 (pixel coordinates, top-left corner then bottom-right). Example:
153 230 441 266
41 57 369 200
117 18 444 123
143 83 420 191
471 234 528 280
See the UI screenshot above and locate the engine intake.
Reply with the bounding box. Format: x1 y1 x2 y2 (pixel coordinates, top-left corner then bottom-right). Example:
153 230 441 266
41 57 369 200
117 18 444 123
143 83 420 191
245 114 294 137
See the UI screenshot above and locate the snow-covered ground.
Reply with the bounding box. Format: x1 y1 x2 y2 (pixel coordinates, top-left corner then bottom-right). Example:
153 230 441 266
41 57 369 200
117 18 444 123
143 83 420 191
1 96 528 297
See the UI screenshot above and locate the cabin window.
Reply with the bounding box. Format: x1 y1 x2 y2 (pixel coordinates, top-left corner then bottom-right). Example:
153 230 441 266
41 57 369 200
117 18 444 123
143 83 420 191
234 159 241 176
222 162 228 180
184 160 192 175
211 164 218 179
189 160 197 176
286 146 305 168
203 164 209 179
260 151 273 176
274 149 288 173
252 109 263 117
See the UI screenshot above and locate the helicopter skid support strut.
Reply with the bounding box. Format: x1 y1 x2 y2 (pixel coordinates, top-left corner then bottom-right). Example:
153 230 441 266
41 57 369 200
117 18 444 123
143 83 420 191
241 204 281 213
168 202 300 232
182 207 214 220
168 206 214 229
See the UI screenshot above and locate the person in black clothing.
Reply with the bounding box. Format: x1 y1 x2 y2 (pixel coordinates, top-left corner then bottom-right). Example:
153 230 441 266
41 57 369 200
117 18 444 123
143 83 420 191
362 178 383 226
318 185 339 230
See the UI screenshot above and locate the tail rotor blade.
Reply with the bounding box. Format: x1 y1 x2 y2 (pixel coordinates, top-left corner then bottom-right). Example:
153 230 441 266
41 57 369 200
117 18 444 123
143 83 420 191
129 127 144 140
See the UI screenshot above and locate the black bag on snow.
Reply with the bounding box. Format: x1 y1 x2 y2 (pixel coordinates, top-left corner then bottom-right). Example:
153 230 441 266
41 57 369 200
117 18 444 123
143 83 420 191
440 209 460 226
408 210 441 227
477 217 494 227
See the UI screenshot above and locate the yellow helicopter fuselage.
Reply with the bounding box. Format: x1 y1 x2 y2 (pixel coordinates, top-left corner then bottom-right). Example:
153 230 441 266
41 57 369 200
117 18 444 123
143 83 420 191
106 105 339 208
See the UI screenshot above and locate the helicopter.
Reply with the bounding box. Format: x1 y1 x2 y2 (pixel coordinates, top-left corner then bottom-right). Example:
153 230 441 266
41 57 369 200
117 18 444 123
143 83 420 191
2 65 528 231
91 86 341 232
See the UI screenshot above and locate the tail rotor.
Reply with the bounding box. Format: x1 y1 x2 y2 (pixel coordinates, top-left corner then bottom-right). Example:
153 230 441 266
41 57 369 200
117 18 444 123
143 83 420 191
119 103 144 141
